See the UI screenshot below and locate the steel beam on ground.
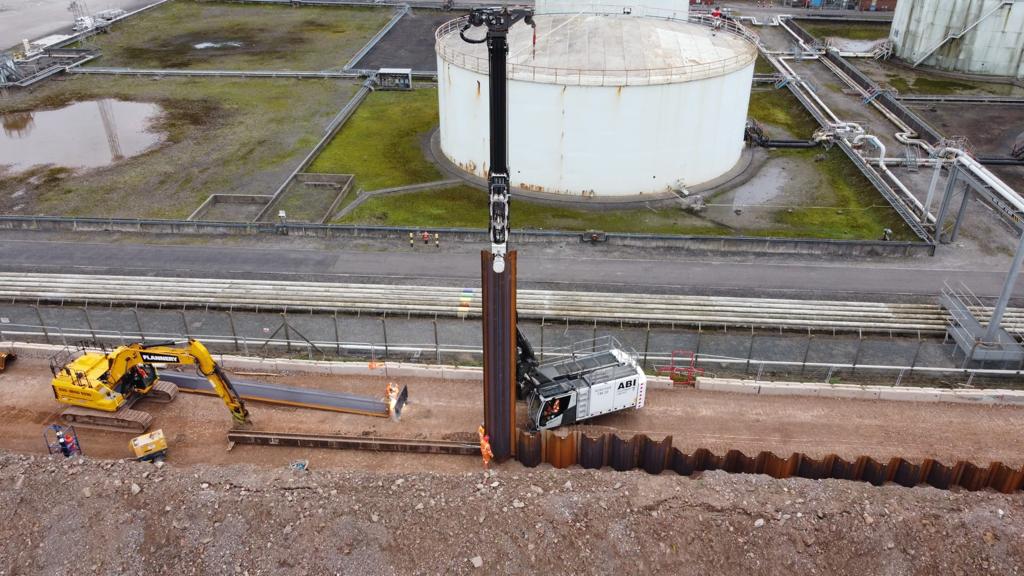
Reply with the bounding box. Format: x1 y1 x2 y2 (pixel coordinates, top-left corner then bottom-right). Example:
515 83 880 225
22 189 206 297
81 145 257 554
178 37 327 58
227 430 478 455
161 372 390 417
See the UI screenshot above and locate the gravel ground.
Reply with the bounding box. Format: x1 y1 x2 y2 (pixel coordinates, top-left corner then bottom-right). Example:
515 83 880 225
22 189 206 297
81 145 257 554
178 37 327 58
4 358 1024 467
1 451 1022 576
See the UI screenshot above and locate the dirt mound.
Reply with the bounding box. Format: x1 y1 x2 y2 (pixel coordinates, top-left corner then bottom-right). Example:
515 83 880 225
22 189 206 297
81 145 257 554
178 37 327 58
1 451 1021 575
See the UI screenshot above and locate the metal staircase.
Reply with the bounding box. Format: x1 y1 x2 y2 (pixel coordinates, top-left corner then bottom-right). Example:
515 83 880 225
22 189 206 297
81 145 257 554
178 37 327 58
912 1 1014 67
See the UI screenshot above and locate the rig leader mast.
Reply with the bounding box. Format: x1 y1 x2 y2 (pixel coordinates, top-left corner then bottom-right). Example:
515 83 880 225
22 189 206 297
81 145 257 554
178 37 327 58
460 6 534 461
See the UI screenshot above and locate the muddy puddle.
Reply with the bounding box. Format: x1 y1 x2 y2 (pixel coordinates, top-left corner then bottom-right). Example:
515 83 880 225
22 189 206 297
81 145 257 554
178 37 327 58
0 99 163 172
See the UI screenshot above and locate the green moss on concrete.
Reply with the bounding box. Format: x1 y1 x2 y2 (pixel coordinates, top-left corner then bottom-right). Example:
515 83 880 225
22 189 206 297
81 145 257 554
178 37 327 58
0 75 355 218
83 0 393 70
747 89 820 138
767 149 915 240
797 21 891 41
309 88 442 190
337 186 731 235
887 75 978 95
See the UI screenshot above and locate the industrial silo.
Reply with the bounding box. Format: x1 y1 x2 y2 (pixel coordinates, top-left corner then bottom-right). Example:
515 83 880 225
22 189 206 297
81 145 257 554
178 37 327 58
434 3 758 197
890 0 1024 78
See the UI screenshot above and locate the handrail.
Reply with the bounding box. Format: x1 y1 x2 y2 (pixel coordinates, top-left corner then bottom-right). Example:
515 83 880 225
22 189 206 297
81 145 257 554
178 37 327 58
435 12 759 87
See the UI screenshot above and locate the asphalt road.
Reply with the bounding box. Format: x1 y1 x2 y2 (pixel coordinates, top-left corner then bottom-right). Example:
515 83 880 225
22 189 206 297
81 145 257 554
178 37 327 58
0 234 1020 301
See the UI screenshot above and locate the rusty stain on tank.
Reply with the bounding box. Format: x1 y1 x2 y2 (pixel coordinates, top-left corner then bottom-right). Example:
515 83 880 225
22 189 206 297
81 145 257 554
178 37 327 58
476 80 481 98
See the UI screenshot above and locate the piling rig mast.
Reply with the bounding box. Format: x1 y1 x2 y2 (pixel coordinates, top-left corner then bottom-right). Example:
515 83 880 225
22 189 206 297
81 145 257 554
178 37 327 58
460 6 534 461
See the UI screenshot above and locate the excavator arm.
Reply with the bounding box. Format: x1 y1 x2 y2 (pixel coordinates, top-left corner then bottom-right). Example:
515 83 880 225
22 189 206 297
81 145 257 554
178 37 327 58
107 340 250 425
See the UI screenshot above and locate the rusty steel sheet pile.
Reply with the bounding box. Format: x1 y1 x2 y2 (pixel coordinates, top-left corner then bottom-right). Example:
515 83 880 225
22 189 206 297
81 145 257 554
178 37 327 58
517 430 1024 493
482 250 517 461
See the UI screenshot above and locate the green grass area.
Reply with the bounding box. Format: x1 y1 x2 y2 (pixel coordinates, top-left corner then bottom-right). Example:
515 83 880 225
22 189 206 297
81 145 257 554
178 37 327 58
0 76 354 218
337 186 731 235
796 20 891 41
747 89 819 138
83 0 392 70
887 75 979 95
754 55 775 75
309 88 442 190
766 149 914 240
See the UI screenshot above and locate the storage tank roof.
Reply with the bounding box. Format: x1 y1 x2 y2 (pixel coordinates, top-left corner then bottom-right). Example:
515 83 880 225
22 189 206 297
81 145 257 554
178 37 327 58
436 13 758 86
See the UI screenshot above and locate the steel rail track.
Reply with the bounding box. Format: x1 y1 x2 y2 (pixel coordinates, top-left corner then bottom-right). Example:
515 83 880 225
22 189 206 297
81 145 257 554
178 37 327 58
2 273 1022 334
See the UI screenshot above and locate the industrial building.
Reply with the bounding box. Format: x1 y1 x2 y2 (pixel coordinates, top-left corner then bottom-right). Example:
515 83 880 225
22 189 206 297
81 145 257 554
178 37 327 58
890 0 1024 78
435 1 757 197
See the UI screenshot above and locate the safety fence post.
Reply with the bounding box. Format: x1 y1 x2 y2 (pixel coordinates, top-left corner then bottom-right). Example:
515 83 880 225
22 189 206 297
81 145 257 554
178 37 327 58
433 318 440 365
642 323 651 372
333 311 341 355
539 318 545 362
227 311 239 353
82 307 97 345
282 312 292 353
33 306 51 344
132 308 145 341
180 309 191 340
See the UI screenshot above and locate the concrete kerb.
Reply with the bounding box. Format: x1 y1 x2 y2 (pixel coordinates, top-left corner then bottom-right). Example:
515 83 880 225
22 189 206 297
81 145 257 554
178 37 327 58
695 376 1024 406
9 341 1023 405
188 194 274 221
334 179 462 220
253 77 375 222
343 4 411 70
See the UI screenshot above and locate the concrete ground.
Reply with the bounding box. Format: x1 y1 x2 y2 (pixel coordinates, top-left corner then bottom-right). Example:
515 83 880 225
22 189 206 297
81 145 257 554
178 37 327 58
353 8 464 72
0 0 154 51
0 230 1021 300
750 17 1024 264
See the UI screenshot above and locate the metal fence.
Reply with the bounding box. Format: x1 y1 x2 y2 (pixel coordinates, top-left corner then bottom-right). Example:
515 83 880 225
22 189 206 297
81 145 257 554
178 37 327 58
4 305 1022 390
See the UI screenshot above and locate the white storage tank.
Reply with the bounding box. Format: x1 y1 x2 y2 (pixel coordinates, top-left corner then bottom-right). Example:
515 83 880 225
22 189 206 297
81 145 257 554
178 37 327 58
890 0 1024 79
435 6 758 197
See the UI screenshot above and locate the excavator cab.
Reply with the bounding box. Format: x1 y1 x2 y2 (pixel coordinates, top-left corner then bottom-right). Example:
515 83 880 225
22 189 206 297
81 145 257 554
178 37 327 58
119 363 158 395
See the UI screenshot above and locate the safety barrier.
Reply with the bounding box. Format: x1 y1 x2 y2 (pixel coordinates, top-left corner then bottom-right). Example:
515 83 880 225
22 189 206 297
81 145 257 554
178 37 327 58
516 430 1024 493
0 215 935 257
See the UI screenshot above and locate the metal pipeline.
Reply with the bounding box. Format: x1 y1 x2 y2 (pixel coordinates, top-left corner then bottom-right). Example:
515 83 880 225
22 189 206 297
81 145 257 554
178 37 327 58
852 135 935 223
760 139 819 149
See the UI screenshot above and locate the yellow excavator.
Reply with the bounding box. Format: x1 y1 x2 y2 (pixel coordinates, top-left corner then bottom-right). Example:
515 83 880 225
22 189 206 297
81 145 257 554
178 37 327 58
49 339 249 432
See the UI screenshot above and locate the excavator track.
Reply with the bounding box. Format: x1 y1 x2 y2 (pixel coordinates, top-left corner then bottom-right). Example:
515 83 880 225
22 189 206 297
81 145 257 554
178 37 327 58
58 382 177 433
143 380 179 404
60 404 153 433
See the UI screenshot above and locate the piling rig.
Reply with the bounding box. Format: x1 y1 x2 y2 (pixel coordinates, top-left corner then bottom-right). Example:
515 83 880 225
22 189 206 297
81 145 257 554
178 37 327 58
460 6 534 461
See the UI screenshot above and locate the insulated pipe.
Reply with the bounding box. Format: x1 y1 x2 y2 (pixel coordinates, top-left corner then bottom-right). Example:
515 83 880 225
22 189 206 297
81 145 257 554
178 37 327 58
853 134 934 223
956 155 1024 215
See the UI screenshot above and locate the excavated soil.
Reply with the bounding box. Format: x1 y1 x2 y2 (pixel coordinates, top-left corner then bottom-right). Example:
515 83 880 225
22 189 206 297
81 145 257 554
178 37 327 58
3 358 1024 574
0 451 1022 575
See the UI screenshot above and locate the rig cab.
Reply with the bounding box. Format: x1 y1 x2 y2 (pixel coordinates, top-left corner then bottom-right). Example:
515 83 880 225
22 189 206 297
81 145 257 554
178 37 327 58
519 335 646 430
